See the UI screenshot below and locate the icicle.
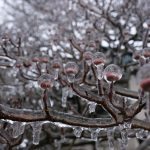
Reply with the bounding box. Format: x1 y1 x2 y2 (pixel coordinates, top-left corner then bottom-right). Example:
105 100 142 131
12 122 26 138
96 65 104 80
68 88 74 98
73 127 83 138
89 128 100 141
61 87 69 108
31 121 42 145
54 81 60 90
95 140 100 150
120 129 128 145
118 139 126 150
49 98 54 107
119 124 128 147
107 128 115 150
54 139 61 150
89 102 97 113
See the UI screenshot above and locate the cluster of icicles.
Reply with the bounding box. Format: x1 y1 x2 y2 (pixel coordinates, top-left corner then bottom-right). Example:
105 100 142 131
8 120 149 150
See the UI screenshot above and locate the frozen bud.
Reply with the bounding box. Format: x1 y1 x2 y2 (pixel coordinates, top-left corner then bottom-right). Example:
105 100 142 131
137 64 150 91
15 57 32 68
132 50 142 62
39 55 49 63
143 47 150 58
38 74 54 89
32 54 40 62
15 57 24 68
51 58 62 70
23 61 32 68
92 52 106 67
86 28 93 34
83 51 93 66
64 62 79 83
123 30 131 41
23 58 32 68
103 64 122 83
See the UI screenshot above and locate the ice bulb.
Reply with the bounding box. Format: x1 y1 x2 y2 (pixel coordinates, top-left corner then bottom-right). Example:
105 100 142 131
92 52 106 67
83 51 93 66
38 74 54 89
51 58 62 70
137 64 150 91
143 47 150 58
132 50 142 62
32 54 40 62
64 62 79 83
103 64 122 83
39 55 49 63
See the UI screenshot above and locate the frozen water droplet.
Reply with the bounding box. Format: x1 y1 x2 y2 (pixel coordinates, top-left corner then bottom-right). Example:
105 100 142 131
107 128 115 150
73 127 83 138
89 128 100 141
89 102 97 113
